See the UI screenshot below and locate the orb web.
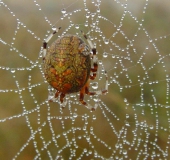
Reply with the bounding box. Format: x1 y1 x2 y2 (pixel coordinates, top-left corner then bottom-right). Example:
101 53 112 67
0 0 170 159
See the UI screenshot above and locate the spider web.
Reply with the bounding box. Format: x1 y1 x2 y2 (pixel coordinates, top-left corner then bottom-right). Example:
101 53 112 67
0 0 170 159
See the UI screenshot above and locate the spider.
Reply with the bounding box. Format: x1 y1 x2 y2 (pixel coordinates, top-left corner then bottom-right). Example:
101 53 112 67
43 27 108 110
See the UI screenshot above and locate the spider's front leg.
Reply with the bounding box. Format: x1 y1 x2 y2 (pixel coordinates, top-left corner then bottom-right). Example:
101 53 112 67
43 27 61 60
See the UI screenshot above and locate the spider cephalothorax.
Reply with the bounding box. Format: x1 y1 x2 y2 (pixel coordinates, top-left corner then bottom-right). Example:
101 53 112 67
43 27 108 110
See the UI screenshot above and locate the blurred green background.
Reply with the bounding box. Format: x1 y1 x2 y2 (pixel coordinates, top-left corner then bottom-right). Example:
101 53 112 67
0 0 170 159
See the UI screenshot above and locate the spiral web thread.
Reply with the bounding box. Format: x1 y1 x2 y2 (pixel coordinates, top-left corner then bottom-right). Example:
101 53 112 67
0 0 170 159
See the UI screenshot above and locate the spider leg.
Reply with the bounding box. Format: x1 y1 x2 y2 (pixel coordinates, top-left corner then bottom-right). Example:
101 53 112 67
79 72 108 111
60 93 65 103
79 87 86 105
59 93 67 109
43 27 61 59
79 82 94 110
86 71 108 96
81 31 98 80
90 49 98 80
81 31 108 92
80 31 108 110
48 90 60 102
55 90 60 98
81 31 98 63
81 30 94 49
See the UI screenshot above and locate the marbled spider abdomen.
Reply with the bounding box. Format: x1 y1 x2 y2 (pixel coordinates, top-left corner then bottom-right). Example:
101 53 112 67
44 34 91 94
43 28 108 110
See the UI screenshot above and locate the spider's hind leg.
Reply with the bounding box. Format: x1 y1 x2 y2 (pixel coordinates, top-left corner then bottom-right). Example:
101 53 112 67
59 93 67 109
79 71 108 111
79 87 95 110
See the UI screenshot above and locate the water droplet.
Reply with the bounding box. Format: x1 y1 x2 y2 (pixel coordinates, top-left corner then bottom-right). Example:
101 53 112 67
86 13 90 18
125 121 130 126
103 52 108 58
150 125 154 129
92 82 98 89
63 132 66 135
34 100 37 104
52 26 56 31
84 148 87 152
123 150 127 155
126 114 129 118
92 115 96 120
75 24 79 29
85 22 88 27
115 143 119 148
73 113 77 118
149 81 152 85
98 60 102 64
104 39 109 44
84 7 88 11
61 8 66 14
11 69 15 73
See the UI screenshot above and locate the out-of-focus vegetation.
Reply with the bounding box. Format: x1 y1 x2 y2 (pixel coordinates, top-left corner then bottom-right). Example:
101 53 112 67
0 0 170 159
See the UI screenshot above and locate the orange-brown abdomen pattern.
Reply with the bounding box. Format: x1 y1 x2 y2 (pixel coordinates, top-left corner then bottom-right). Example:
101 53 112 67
44 34 91 94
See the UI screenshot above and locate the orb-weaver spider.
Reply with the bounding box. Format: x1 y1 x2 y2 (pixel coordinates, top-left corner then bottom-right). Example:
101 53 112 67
43 27 108 110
